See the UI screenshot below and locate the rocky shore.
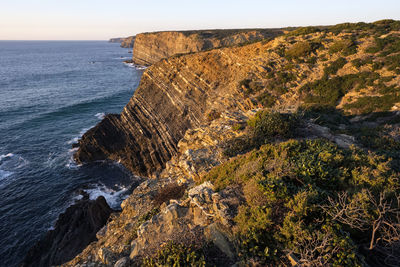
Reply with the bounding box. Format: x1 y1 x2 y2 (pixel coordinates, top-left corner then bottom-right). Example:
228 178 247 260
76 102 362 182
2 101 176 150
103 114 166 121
21 194 113 267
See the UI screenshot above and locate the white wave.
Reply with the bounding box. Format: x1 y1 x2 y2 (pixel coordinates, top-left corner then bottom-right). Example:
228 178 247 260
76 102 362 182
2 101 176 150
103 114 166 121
123 62 148 70
95 112 105 120
84 183 129 209
0 153 14 161
0 153 28 175
65 158 81 169
0 169 13 180
66 127 91 145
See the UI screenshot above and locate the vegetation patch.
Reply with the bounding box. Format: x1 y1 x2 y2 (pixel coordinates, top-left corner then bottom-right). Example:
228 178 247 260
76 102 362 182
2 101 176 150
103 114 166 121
323 57 347 76
285 41 321 60
301 72 380 107
202 139 400 265
223 111 299 157
142 241 206 267
329 39 357 55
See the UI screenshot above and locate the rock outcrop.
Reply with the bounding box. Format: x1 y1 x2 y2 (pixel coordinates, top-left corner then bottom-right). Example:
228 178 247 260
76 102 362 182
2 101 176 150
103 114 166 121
109 36 135 48
21 196 112 267
132 29 285 65
62 180 243 266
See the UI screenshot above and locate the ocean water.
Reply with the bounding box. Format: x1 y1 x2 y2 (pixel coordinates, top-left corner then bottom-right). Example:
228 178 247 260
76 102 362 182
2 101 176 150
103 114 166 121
0 41 143 266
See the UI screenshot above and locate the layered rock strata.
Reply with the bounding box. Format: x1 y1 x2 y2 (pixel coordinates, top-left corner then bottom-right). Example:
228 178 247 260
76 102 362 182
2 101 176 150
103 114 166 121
132 29 285 65
74 44 265 177
76 29 398 179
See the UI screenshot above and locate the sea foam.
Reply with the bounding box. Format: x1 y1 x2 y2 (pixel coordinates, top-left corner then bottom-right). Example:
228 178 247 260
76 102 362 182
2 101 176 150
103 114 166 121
84 183 129 209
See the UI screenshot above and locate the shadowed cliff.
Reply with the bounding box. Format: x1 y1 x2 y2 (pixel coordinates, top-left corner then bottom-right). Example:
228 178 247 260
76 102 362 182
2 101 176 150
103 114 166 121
21 196 112 267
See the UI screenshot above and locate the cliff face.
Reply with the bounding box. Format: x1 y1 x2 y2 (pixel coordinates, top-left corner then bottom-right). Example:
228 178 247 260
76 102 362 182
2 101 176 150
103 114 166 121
132 29 284 65
74 43 267 177
77 25 400 179
109 36 135 48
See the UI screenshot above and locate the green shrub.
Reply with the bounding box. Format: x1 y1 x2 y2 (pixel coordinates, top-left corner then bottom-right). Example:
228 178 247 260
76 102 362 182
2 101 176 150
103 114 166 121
142 241 205 267
329 39 357 55
248 111 299 146
285 41 320 60
366 35 400 55
238 78 264 97
299 105 350 129
256 92 277 107
223 111 299 157
287 26 321 36
301 72 380 107
323 57 347 76
344 94 400 114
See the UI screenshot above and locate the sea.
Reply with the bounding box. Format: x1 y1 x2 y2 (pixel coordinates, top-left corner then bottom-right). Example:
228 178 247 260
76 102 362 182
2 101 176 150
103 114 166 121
0 41 144 266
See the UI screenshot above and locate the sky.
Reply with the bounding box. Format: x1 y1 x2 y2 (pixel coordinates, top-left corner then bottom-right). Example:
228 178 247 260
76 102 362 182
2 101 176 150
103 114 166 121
0 0 400 40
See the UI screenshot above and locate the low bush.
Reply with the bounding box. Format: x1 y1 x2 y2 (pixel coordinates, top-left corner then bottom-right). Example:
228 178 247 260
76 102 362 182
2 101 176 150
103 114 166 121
301 72 380 107
285 41 320 60
256 92 277 107
238 78 264 97
366 35 400 55
223 111 299 157
287 26 321 36
344 94 400 114
323 57 347 76
329 39 357 55
142 241 206 267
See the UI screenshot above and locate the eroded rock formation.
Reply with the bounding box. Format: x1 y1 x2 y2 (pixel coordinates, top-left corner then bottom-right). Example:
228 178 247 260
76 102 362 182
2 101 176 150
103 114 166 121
74 44 264 177
132 29 285 65
109 36 135 48
21 196 112 267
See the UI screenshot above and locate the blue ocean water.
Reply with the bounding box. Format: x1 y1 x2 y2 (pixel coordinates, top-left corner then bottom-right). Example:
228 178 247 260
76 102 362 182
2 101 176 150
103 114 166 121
0 41 143 266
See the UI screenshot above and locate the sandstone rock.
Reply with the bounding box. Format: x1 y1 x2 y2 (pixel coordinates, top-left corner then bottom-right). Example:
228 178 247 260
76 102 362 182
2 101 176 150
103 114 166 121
114 257 130 267
98 247 114 265
204 223 235 260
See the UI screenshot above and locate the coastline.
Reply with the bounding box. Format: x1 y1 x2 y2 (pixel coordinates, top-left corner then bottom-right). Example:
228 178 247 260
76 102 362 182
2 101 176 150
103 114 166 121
22 21 400 266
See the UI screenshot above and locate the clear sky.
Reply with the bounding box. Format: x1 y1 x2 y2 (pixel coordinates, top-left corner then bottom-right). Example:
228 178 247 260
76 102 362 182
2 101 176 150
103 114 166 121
1 0 400 40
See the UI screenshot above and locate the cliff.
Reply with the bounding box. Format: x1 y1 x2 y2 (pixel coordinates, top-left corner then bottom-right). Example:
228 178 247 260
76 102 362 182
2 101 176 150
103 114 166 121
109 36 135 48
65 20 400 266
132 28 285 65
77 21 400 179
74 43 261 177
